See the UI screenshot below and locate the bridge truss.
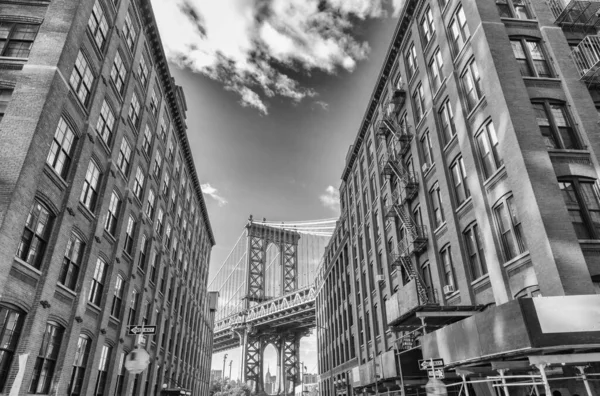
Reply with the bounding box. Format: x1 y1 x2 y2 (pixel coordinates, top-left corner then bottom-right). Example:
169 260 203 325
208 216 333 395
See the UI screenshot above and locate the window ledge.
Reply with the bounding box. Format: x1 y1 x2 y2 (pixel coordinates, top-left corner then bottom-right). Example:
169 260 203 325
432 77 449 104
77 202 96 222
500 17 538 26
443 133 458 153
455 196 473 216
102 229 117 244
408 69 420 88
43 164 68 191
415 110 430 132
87 301 102 313
13 256 42 277
471 273 490 288
466 96 487 121
502 251 531 273
56 282 77 297
452 37 472 66
433 222 448 236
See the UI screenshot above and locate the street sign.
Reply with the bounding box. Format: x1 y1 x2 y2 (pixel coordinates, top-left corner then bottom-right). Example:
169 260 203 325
427 369 445 379
127 325 157 335
419 358 444 370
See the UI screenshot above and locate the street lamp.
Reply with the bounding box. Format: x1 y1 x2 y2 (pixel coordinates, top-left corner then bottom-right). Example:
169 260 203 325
229 360 233 381
223 353 228 380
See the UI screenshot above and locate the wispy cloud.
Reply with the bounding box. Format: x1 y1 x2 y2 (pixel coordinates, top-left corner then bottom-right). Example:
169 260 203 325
319 186 340 213
201 183 228 206
151 0 404 114
313 100 329 111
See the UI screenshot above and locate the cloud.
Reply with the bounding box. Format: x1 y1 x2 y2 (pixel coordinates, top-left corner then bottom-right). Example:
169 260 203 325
151 0 403 114
319 186 340 212
201 183 228 206
313 100 329 111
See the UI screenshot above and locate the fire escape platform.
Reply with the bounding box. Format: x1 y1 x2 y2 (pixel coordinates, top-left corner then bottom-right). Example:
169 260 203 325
386 279 485 330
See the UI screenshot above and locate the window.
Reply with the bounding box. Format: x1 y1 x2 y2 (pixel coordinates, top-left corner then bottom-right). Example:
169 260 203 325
497 0 532 19
429 48 444 93
559 179 600 239
494 195 526 261
16 201 52 269
150 86 160 117
449 6 470 54
167 138 175 161
58 233 85 290
162 172 170 196
123 216 136 255
138 235 149 270
156 209 164 235
149 251 159 283
439 99 455 144
88 1 109 49
111 275 124 318
511 39 551 78
123 11 137 52
93 345 111 396
110 51 127 94
430 182 444 228
47 117 77 179
67 335 91 396
104 191 120 236
421 130 434 167
464 223 487 279
440 246 456 288
117 138 132 176
153 151 162 179
413 84 426 124
476 121 502 178
80 161 101 211
133 167 145 200
142 124 153 156
421 7 436 46
127 289 139 326
159 114 169 141
88 258 107 306
29 322 63 394
114 352 126 396
405 43 418 80
0 306 25 392
70 51 94 105
138 55 149 87
96 100 115 146
533 101 579 150
129 93 141 126
0 88 13 123
0 22 39 58
146 189 156 219
450 156 470 205
461 59 483 110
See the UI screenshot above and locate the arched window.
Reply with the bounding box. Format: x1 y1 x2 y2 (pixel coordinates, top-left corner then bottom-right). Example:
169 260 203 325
16 200 53 269
558 178 600 239
493 195 527 261
0 305 25 392
68 334 92 396
532 100 580 150
29 321 64 394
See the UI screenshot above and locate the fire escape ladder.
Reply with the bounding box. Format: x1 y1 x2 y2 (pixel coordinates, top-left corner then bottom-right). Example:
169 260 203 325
398 249 430 305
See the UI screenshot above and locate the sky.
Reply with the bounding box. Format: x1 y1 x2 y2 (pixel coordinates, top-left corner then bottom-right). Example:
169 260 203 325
150 0 400 382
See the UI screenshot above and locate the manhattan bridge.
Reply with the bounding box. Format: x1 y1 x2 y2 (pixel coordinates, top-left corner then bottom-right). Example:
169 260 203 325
208 215 335 395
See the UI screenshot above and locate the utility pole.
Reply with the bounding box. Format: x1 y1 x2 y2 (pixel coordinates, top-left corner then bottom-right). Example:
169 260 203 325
223 353 228 380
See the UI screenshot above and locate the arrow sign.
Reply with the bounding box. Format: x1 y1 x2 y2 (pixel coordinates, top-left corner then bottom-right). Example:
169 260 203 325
428 369 445 379
419 358 444 370
127 325 157 335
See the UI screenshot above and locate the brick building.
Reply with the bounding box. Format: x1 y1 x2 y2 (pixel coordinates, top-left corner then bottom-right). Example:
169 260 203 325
316 0 600 395
0 0 217 395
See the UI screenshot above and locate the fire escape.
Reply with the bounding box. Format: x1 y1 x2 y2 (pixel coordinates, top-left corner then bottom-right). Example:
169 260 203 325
548 0 600 84
377 88 431 313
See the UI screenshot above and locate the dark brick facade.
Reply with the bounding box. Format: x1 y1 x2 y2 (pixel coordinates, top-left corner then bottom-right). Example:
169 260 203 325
317 0 600 394
0 0 216 395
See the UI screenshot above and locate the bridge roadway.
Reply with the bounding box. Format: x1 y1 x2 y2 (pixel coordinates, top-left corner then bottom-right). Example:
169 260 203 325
213 286 316 353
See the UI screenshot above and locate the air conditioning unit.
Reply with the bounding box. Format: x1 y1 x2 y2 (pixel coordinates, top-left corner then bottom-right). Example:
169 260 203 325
443 284 455 294
421 163 430 174
376 274 385 282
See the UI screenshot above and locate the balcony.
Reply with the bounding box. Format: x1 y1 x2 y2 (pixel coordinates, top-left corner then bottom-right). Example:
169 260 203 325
548 0 600 30
400 172 419 203
395 227 428 256
572 35 600 83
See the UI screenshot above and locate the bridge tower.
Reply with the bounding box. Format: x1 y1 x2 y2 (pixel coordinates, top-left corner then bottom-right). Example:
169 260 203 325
240 216 303 396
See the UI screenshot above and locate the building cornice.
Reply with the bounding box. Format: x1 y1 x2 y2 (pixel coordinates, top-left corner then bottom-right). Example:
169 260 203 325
341 0 421 182
136 0 215 246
